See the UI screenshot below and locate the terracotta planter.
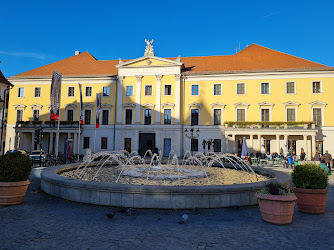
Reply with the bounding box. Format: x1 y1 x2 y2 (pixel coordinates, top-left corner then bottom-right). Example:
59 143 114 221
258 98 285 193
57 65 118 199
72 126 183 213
256 193 297 225
0 180 30 205
291 187 328 214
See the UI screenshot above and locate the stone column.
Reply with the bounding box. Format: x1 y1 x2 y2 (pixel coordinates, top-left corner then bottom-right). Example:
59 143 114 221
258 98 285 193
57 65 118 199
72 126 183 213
231 134 236 154
250 135 254 153
312 135 316 158
135 75 142 124
31 132 35 151
49 132 54 154
116 76 124 124
304 135 310 160
175 74 181 124
73 132 78 154
258 135 261 152
155 75 162 124
276 135 280 154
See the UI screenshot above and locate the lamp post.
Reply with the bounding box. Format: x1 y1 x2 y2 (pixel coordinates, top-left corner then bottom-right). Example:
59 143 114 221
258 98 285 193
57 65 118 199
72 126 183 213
184 126 200 156
0 86 9 155
207 139 214 153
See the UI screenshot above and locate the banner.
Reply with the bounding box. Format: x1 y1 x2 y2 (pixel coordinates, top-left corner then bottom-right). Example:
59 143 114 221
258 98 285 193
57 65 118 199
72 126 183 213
78 83 83 125
96 93 101 128
50 70 62 120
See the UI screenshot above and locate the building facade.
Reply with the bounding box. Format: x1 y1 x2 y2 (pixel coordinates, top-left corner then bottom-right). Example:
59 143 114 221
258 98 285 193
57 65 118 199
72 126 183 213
5 42 334 159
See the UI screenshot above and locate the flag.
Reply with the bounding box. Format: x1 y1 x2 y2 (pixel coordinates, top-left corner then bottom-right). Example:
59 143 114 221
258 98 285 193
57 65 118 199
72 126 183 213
96 93 101 128
78 83 83 125
50 70 62 120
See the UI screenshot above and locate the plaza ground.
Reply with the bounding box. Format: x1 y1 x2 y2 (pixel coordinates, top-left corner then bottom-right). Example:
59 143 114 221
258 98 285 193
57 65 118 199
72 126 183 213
1 167 334 250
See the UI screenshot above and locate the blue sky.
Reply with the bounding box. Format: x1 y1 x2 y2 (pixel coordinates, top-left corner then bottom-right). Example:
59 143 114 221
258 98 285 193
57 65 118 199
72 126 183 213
0 0 333 77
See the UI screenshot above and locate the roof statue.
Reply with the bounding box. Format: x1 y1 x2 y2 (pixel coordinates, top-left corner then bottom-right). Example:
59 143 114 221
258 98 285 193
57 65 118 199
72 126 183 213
144 39 154 56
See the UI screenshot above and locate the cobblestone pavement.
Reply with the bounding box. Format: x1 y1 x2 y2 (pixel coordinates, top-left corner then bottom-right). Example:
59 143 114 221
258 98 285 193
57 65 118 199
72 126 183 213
1 168 334 250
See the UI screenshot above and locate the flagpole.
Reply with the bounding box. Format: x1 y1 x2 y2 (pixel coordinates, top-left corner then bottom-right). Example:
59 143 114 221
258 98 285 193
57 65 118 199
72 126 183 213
94 126 96 153
77 120 81 161
55 75 62 160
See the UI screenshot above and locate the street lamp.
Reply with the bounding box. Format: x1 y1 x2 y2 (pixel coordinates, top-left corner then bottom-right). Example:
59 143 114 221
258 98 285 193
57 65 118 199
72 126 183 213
184 126 200 156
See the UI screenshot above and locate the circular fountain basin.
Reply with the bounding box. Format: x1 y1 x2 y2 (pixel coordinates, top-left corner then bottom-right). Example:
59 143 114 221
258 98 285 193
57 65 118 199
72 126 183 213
41 163 291 209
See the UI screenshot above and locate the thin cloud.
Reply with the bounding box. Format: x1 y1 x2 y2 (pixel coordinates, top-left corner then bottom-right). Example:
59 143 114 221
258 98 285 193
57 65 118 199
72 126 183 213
263 11 281 19
0 50 46 60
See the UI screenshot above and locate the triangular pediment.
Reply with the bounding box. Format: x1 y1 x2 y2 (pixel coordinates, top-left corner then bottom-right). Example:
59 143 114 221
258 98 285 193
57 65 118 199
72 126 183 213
116 56 183 68
309 101 327 108
283 101 301 108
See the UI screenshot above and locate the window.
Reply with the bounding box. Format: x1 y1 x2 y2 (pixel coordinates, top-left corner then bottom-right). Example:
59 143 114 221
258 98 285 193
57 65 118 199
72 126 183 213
102 110 109 125
261 109 270 122
213 84 221 95
287 108 296 122
125 109 132 124
164 85 172 95
144 109 152 125
286 82 295 94
16 110 23 122
237 109 245 121
145 85 152 96
191 139 198 152
83 137 90 149
101 137 108 149
191 109 199 125
237 83 245 95
33 110 40 121
67 109 74 121
124 138 131 153
126 86 133 96
34 87 41 97
84 110 91 124
191 85 199 95
85 87 92 97
103 86 110 96
316 140 323 155
313 108 322 126
18 87 24 97
261 83 269 94
214 139 221 152
214 109 221 125
312 81 321 93
68 87 75 97
164 109 171 124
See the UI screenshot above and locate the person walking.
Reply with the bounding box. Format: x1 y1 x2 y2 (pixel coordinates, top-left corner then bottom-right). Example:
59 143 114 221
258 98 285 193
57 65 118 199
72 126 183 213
313 151 321 162
300 150 306 161
322 150 332 172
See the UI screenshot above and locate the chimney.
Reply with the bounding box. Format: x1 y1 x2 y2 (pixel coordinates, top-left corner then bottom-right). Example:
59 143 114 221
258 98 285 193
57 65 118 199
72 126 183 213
75 50 80 56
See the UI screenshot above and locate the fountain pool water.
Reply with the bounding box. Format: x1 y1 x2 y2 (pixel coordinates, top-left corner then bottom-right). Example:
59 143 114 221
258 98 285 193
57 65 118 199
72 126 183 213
40 150 291 209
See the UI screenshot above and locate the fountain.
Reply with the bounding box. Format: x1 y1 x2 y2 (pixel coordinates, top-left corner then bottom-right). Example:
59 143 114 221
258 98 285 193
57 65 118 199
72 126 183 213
40 150 291 209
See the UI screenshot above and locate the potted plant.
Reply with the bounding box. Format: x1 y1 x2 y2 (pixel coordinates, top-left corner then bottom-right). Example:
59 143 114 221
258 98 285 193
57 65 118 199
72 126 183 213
256 182 297 225
291 164 329 214
0 153 32 205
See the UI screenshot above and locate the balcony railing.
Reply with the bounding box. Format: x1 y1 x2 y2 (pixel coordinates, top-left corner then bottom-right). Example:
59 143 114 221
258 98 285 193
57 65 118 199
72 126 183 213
223 121 316 130
16 120 80 128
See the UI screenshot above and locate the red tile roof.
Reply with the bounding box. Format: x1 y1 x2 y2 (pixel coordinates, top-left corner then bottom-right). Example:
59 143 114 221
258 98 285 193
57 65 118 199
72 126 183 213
12 44 333 78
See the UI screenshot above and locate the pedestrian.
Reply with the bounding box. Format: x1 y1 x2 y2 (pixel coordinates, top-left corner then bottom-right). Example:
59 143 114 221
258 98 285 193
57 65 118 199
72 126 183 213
313 151 321 162
322 150 332 170
300 150 306 161
287 152 294 168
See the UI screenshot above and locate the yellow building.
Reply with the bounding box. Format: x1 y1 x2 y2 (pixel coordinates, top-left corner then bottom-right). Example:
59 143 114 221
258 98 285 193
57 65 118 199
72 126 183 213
5 42 334 159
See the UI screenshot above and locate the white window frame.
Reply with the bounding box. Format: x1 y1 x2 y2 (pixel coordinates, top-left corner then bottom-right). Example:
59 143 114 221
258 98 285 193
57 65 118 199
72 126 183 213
260 108 271 122
101 108 110 125
124 108 134 125
213 83 222 96
286 81 296 94
236 108 247 122
143 108 153 125
144 85 153 96
190 108 200 126
213 108 222 125
103 86 110 97
236 83 246 95
311 107 324 126
84 109 92 125
260 82 271 95
191 84 200 96
101 137 108 150
34 87 41 98
16 109 24 122
18 87 25 98
68 86 75 97
85 86 93 97
164 84 172 96
126 85 134 97
312 81 323 94
32 109 41 121
66 108 75 121
286 107 297 122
